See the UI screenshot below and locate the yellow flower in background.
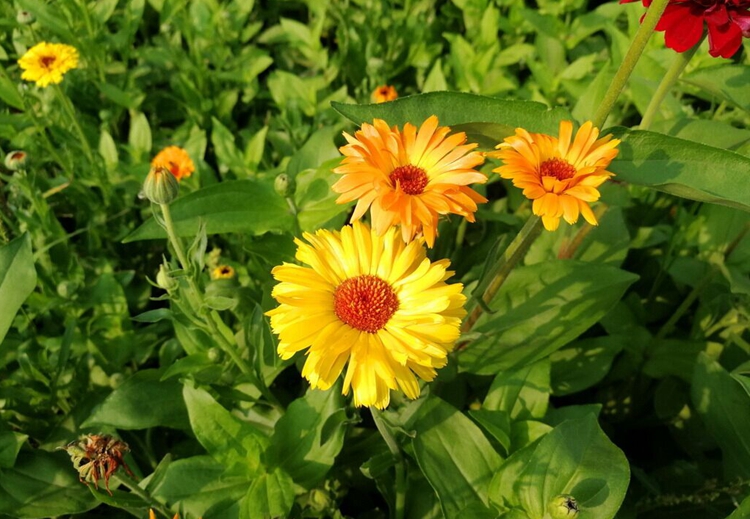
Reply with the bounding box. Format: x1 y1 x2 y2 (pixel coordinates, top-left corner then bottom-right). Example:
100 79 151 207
372 85 398 103
267 221 466 409
212 265 235 280
332 116 487 248
489 121 620 231
151 146 195 181
18 42 79 87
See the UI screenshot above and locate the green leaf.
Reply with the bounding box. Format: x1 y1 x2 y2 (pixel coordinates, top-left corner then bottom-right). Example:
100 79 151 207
410 396 502 518
611 128 750 212
728 494 750 519
128 111 152 161
0 431 28 468
692 353 750 479
16 0 75 40
0 66 24 110
286 126 340 178
0 450 97 518
513 414 629 519
240 467 296 519
99 129 119 170
469 409 511 455
644 340 721 382
295 158 352 232
266 388 347 489
212 117 250 177
683 64 750 112
460 261 638 375
550 336 625 396
483 359 550 420
333 92 570 149
183 384 268 478
0 233 36 345
123 180 294 242
83 369 189 430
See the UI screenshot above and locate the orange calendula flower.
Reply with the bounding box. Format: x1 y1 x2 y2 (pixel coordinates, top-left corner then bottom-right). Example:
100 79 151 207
332 116 487 248
372 85 398 103
151 146 195 181
18 42 79 87
489 121 620 231
266 221 466 409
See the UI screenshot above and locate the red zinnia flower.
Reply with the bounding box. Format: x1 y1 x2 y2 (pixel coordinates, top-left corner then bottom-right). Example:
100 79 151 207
622 0 750 58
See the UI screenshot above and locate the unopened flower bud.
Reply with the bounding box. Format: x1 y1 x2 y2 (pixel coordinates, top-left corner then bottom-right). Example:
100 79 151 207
207 347 222 363
142 166 179 205
4 151 28 171
156 264 178 291
16 10 35 24
274 173 295 197
548 494 579 518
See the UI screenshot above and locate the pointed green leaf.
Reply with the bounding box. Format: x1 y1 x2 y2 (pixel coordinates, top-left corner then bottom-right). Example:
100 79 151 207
0 233 37 345
240 467 295 519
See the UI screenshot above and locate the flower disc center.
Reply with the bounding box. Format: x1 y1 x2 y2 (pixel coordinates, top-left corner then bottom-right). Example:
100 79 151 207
540 158 576 181
389 164 428 195
40 55 57 68
334 275 399 333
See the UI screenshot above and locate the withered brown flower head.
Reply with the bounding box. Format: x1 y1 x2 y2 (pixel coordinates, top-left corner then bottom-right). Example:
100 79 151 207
59 434 133 495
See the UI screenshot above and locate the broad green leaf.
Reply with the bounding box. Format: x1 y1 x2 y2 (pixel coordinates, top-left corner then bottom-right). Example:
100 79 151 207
0 233 37 345
728 495 750 518
266 388 347 489
469 409 511 455
0 66 23 110
651 118 750 152
550 336 625 396
148 455 248 519
411 396 502 518
286 126 340 178
515 415 629 519
212 117 249 177
510 421 553 453
489 437 540 510
240 467 296 519
460 261 638 375
83 369 189 430
295 158 352 232
644 340 721 382
16 0 75 40
183 384 268 477
0 450 97 518
483 359 550 420
611 128 750 213
0 431 27 468
333 92 571 149
692 353 750 479
123 180 294 242
683 64 750 112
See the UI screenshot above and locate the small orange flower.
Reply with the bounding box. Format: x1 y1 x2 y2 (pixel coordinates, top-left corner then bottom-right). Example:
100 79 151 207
332 116 487 248
151 146 195 181
372 85 398 103
488 121 620 231
212 265 235 280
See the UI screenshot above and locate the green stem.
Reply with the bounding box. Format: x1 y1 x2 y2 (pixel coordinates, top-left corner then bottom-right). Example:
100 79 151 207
109 472 170 518
460 215 543 338
371 409 406 519
656 269 716 340
53 84 95 166
592 0 672 128
159 203 257 379
639 38 702 130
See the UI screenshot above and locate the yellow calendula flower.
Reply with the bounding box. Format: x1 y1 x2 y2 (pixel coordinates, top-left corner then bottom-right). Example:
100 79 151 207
18 42 79 87
267 221 466 409
489 121 620 231
372 85 398 103
332 116 487 248
212 265 235 280
151 146 195 181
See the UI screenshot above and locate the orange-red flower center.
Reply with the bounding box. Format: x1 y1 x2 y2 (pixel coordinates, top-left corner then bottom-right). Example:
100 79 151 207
389 164 428 195
11 152 25 160
540 158 576 181
40 55 56 68
167 161 180 177
333 275 399 333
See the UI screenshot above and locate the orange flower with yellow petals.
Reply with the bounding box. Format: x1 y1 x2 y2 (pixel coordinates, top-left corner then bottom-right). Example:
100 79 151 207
332 116 487 248
489 121 620 231
151 146 195 181
266 221 466 409
372 85 398 103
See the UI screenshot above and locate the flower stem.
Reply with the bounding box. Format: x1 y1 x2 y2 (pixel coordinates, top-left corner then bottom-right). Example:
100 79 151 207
371 408 406 519
460 215 543 338
109 472 170 518
639 38 702 130
53 84 95 166
592 0 672 129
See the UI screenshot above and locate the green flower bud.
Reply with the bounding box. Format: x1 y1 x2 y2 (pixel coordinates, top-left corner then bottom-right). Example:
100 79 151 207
109 373 125 388
4 150 28 171
16 10 35 24
309 488 330 512
548 495 579 519
274 173 295 197
207 347 222 363
142 166 179 205
156 264 178 292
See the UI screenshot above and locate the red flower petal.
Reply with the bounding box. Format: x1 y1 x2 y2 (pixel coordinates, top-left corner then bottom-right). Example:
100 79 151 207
707 16 744 57
658 4 705 52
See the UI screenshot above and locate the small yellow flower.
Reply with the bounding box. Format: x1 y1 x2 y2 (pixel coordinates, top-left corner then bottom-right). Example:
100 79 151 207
18 42 79 87
151 146 195 181
488 121 620 231
372 85 398 103
212 265 235 280
266 221 466 409
332 116 487 248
